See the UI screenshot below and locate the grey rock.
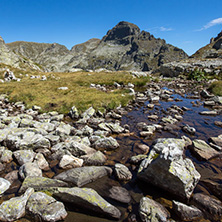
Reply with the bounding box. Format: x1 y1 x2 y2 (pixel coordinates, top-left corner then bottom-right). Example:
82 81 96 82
192 139 219 160
59 154 83 169
69 106 79 119
139 197 170 222
54 166 112 187
108 186 131 204
34 152 49 170
199 110 218 115
0 188 34 222
0 178 11 195
130 154 147 164
0 149 13 163
193 193 222 221
114 163 132 181
13 149 35 165
172 200 203 221
19 162 42 179
19 176 68 194
94 137 119 150
26 192 67 221
182 124 196 135
52 187 121 219
84 151 107 166
138 138 200 199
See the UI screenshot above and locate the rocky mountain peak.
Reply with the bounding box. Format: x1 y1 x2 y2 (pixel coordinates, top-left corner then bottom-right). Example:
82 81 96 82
0 36 5 44
103 21 140 42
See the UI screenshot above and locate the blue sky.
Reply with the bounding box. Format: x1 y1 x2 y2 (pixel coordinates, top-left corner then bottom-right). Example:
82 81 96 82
0 0 222 55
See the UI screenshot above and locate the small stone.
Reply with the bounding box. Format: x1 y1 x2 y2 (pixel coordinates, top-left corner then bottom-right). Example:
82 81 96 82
59 155 83 169
109 186 131 204
114 163 132 181
0 178 11 195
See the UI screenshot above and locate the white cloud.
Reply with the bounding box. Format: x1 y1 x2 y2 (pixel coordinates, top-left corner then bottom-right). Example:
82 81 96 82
198 18 222 31
146 26 173 32
159 26 173 32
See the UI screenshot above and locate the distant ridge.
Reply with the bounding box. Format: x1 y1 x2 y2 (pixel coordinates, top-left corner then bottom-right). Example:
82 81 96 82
6 21 188 72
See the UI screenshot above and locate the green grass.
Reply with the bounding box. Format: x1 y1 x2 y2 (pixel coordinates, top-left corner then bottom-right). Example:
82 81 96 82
0 68 149 114
208 81 222 96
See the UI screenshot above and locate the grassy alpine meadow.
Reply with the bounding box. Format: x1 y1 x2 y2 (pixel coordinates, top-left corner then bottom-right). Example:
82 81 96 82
0 66 150 114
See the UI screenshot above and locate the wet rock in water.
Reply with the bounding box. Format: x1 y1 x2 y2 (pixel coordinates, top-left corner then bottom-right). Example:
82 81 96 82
135 143 150 154
0 187 34 221
84 151 107 166
52 187 121 219
13 150 35 165
65 140 96 157
59 154 83 169
114 163 132 181
139 197 170 222
0 178 11 195
182 124 196 135
201 176 222 200
147 115 158 121
138 138 200 199
69 105 79 119
26 192 67 221
147 104 154 109
199 110 218 115
19 162 42 179
19 176 68 194
204 100 216 106
172 200 203 221
209 135 222 147
54 166 112 187
192 193 222 221
108 186 131 204
161 116 178 124
215 121 222 127
191 139 219 160
94 137 119 150
98 122 124 134
130 154 147 164
200 89 214 99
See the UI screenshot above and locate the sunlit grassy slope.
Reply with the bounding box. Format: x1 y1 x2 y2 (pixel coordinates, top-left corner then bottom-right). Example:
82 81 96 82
0 65 149 114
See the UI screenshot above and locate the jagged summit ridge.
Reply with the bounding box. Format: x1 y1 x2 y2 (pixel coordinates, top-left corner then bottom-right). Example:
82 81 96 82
6 21 188 72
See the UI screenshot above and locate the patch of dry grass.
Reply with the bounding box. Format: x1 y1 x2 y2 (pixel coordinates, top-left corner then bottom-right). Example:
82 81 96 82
208 81 222 96
0 67 149 114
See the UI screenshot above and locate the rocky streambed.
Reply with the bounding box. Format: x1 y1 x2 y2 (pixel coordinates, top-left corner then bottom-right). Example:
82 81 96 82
0 79 222 222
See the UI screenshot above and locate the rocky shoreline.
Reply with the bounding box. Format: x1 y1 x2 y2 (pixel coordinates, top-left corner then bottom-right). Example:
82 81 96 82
0 79 222 221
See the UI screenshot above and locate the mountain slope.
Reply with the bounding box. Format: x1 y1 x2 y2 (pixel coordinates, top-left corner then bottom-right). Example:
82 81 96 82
6 21 188 72
191 30 222 59
0 36 42 70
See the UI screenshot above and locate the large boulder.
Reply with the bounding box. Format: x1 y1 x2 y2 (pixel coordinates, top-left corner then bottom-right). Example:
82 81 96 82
138 138 200 199
0 188 34 221
26 192 67 221
54 166 112 187
52 187 121 219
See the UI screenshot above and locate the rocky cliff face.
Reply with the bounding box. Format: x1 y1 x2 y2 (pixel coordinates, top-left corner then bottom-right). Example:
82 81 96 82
0 36 42 71
6 21 188 72
191 30 222 59
159 30 222 77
